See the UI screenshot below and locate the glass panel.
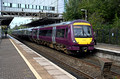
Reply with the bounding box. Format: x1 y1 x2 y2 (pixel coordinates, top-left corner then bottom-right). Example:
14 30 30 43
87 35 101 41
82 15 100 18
65 28 68 38
41 6 43 10
43 6 45 10
39 30 47 36
10 3 12 7
33 30 37 36
28 4 29 8
12 3 17 7
4 3 8 6
45 6 47 10
33 5 36 9
52 7 55 11
39 6 41 10
19 4 21 8
29 5 32 9
21 4 25 8
46 30 52 36
37 5 39 9
74 25 92 38
56 29 65 38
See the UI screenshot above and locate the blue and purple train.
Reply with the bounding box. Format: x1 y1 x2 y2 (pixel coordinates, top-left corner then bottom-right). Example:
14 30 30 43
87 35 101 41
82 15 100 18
12 19 95 54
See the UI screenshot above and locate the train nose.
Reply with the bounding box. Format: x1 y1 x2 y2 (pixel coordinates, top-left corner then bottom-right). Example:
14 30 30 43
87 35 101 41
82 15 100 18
75 38 92 44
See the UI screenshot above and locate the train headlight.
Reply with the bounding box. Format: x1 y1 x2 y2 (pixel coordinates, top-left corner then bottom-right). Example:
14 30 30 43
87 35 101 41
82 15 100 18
73 40 76 43
91 40 94 44
73 40 78 43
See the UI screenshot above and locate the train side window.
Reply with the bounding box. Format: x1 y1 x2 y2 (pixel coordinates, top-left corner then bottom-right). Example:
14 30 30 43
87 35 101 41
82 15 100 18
39 30 41 35
65 28 68 38
40 30 45 36
33 30 37 36
46 30 52 36
56 29 65 38
39 30 47 36
32 30 34 35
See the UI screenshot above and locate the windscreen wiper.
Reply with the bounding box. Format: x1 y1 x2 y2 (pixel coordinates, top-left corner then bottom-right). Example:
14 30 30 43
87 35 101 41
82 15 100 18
82 27 89 37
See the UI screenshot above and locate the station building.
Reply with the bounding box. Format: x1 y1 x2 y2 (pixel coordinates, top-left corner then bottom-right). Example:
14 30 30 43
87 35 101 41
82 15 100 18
0 0 68 30
0 0 66 13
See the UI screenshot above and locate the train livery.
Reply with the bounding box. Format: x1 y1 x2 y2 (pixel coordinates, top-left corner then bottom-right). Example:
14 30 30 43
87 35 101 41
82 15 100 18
12 19 95 54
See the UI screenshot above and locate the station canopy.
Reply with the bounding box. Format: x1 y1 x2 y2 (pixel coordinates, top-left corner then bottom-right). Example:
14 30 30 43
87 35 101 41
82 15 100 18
25 17 63 27
0 17 13 26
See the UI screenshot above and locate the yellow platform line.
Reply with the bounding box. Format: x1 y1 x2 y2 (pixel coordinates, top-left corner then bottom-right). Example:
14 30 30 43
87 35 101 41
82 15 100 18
10 39 42 79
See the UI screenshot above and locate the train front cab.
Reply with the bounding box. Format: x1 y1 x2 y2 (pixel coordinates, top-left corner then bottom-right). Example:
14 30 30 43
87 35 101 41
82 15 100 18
67 22 94 53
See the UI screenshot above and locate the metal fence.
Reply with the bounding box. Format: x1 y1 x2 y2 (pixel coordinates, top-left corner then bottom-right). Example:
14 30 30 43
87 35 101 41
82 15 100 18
94 29 120 45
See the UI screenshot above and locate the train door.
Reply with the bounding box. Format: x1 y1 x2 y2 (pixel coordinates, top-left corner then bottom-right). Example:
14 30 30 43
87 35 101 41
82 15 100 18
32 29 37 41
0 26 1 39
52 27 56 43
55 26 68 45
37 29 39 40
31 28 34 39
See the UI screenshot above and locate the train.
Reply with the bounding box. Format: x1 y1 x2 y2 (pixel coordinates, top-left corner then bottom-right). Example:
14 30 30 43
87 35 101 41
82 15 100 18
12 19 95 54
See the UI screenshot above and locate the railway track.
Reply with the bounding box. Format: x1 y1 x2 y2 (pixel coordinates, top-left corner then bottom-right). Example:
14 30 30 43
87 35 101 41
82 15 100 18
12 36 120 79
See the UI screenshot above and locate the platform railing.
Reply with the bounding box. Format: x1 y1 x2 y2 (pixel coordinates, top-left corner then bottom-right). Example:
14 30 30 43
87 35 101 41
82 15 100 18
94 29 120 45
0 11 62 18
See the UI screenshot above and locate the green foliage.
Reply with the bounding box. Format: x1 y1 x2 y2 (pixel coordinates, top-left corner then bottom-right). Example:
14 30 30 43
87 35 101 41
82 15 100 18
63 0 120 29
88 11 104 29
63 0 120 45
95 29 120 45
113 13 120 29
63 0 82 21
12 25 27 30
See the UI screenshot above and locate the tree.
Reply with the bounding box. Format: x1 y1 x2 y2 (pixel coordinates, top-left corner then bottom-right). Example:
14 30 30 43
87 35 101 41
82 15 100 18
63 0 120 29
63 0 82 21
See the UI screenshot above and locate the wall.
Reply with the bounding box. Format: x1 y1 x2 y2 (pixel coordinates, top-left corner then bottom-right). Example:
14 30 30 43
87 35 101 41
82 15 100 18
2 0 58 13
58 0 64 13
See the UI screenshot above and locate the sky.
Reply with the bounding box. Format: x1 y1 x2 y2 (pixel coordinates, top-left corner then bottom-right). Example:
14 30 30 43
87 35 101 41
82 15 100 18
9 17 32 29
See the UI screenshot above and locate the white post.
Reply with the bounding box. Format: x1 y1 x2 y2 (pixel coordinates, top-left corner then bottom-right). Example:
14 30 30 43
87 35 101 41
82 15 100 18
57 0 58 13
0 22 1 38
85 9 87 21
0 0 2 15
81 9 87 21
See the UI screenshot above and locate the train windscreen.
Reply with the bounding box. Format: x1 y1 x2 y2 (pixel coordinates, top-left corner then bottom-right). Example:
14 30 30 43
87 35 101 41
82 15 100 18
73 25 92 38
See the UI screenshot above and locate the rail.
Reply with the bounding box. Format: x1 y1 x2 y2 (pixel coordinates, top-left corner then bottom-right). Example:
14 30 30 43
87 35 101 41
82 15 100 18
12 35 120 79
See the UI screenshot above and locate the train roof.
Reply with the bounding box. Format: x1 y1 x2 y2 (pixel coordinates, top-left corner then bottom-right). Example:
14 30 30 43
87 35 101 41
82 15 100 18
33 19 89 28
15 19 89 31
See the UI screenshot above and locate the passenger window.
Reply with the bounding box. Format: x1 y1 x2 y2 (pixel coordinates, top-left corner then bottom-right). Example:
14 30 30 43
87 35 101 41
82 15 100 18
39 30 47 36
33 30 37 36
56 29 65 38
46 30 52 36
39 30 52 36
65 28 68 38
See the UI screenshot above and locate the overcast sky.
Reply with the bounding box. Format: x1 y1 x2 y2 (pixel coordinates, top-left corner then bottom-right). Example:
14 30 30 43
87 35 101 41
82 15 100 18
9 17 32 28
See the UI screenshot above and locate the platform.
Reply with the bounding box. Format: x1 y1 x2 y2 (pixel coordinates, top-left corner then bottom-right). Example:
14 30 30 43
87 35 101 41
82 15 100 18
0 36 76 79
0 36 120 79
0 38 36 79
95 43 120 55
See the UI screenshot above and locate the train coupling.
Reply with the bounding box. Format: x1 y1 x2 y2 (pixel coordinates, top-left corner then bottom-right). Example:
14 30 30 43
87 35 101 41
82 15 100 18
82 47 88 52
